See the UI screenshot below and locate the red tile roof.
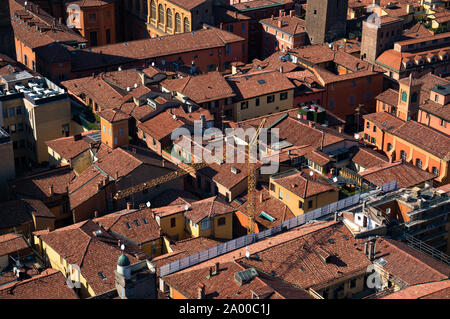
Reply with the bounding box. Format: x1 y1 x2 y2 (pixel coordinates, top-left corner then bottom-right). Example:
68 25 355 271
363 111 405 133
351 148 389 169
0 233 29 256
0 199 55 230
94 208 161 245
360 161 436 188
161 72 235 104
97 108 131 123
35 220 142 295
381 280 450 299
138 109 186 140
45 130 99 161
272 169 338 198
0 268 79 299
260 15 306 35
226 70 295 100
375 88 398 106
184 196 235 224
373 238 450 286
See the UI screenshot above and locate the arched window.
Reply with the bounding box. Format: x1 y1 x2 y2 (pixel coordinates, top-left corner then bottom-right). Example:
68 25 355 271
401 91 407 102
136 0 140 13
184 17 190 32
400 150 407 161
432 167 439 175
150 0 156 20
175 13 181 33
158 4 164 24
416 158 422 169
387 143 393 152
166 9 172 29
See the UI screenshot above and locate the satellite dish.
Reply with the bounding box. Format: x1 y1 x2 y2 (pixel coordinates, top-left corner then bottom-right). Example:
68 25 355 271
309 171 314 177
120 244 125 251
151 62 155 67
184 204 189 211
146 201 151 208
333 177 338 183
245 250 250 259
354 133 360 140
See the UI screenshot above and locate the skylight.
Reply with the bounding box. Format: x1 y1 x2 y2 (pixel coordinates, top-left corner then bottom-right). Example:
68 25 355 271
259 211 276 222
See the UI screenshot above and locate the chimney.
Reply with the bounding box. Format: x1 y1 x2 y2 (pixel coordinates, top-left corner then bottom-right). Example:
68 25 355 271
49 184 54 196
308 121 314 127
277 20 282 28
126 202 132 210
279 66 283 73
334 212 338 221
220 23 223 30
259 192 263 203
338 126 343 133
97 181 102 191
271 15 274 20
66 185 69 194
139 203 146 209
58 17 62 25
161 159 165 167
214 262 220 274
132 148 136 154
197 283 205 299
94 210 98 218
115 170 119 180
289 10 294 17
118 240 122 248
279 9 284 16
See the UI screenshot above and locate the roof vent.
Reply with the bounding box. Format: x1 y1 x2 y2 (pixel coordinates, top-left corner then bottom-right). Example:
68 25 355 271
231 166 240 174
234 268 258 286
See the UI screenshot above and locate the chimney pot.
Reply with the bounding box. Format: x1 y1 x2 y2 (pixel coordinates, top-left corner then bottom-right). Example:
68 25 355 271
126 202 132 210
214 262 220 274
197 283 205 299
290 10 294 17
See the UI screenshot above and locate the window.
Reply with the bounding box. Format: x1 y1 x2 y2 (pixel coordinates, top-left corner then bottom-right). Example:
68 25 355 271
158 4 164 24
401 91 407 102
400 150 407 161
90 31 98 46
350 95 354 105
225 44 231 56
24 55 28 67
3 108 8 118
105 29 111 44
298 201 303 209
108 128 111 136
143 0 147 16
18 123 23 132
365 90 371 101
432 167 439 175
184 17 190 32
200 219 211 230
240 101 248 110
134 219 140 226
151 0 156 19
166 9 172 29
267 95 275 103
387 143 393 152
441 119 446 127
102 125 106 132
218 217 226 226
373 126 376 132
9 108 14 117
255 98 260 106
89 13 96 21
119 128 124 136
170 217 176 228
329 99 334 109
280 92 288 100
241 23 246 33
228 25 234 32
279 189 283 199
350 279 357 288
416 158 422 169
351 80 355 88
136 0 140 13
366 122 370 129
308 200 313 209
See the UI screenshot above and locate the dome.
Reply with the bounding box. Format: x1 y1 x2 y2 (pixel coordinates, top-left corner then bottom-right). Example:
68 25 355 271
117 254 130 267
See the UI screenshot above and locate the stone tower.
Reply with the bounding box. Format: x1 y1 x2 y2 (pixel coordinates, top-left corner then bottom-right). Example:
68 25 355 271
305 0 348 44
0 0 15 58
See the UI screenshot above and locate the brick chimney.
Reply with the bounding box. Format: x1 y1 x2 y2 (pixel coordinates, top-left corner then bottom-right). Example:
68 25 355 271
126 202 132 210
115 170 119 180
259 192 263 203
277 20 282 28
197 283 205 299
94 210 98 218
214 262 220 274
289 10 294 17
49 184 54 196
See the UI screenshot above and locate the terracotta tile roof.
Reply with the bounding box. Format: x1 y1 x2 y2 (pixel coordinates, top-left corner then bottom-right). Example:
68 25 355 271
69 27 244 72
213 6 251 24
226 70 295 100
351 148 389 169
236 188 295 229
419 100 450 122
171 105 215 126
272 170 337 198
35 220 141 295
360 161 436 188
373 238 450 286
260 15 306 36
161 72 235 104
0 200 51 230
95 147 143 178
381 280 450 299
167 0 207 10
138 109 186 140
403 23 434 40
151 237 221 276
94 208 161 245
362 111 405 133
375 88 398 106
234 222 371 291
0 233 29 256
68 166 107 209
435 183 450 195
304 149 334 166
149 190 200 207
0 268 78 299
184 196 235 224
391 121 450 160
9 0 86 50
164 261 288 299
45 130 99 161
97 108 131 123
9 167 75 201
289 44 335 65
376 47 450 72
247 52 301 74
